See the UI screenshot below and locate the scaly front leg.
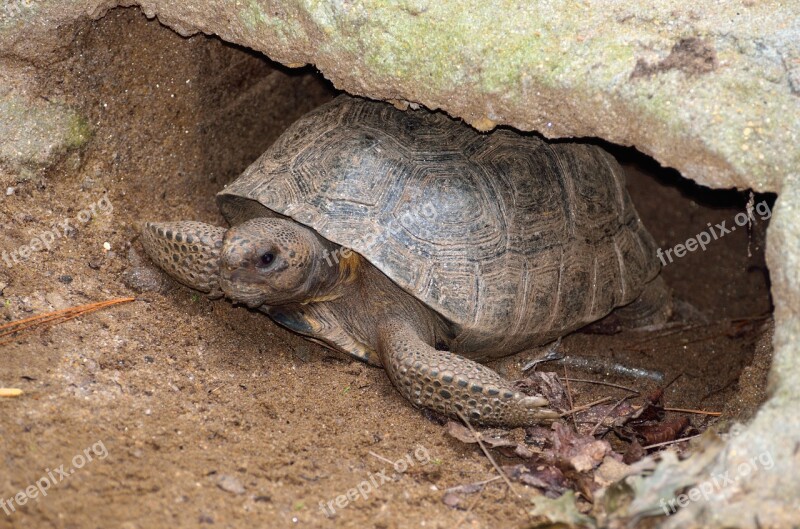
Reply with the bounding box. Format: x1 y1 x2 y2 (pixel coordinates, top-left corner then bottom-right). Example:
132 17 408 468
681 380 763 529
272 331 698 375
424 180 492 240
140 221 226 297
378 321 558 427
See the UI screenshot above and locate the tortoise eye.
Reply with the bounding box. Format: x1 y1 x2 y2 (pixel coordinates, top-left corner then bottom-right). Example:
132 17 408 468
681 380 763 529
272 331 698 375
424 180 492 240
258 251 276 268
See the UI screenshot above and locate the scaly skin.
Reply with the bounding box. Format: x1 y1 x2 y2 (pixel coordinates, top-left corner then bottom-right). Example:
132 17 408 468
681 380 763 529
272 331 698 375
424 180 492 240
378 320 555 426
141 222 225 298
141 219 558 426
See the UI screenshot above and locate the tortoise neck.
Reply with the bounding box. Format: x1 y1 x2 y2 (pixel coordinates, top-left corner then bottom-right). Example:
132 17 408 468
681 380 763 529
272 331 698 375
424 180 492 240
304 244 362 304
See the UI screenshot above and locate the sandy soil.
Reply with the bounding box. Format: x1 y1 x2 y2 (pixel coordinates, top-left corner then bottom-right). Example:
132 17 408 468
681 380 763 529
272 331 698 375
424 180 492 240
0 8 773 529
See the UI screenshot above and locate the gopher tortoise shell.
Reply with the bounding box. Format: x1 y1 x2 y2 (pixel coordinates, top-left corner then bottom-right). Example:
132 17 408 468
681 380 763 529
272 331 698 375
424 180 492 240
217 95 661 359
143 95 666 425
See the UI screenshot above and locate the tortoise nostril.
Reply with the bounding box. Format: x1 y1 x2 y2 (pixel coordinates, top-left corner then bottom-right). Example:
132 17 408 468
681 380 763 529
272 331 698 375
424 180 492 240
221 262 237 273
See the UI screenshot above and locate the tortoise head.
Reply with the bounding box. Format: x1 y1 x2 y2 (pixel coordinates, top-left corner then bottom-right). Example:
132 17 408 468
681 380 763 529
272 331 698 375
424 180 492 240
219 218 340 308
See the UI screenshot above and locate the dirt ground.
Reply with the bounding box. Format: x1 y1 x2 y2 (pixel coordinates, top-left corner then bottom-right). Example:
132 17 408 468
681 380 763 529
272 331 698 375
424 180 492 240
0 8 774 529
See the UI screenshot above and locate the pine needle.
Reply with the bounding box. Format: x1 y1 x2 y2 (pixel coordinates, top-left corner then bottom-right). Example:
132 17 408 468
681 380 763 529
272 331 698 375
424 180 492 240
0 297 135 346
559 396 613 417
561 377 640 394
455 410 519 499
642 433 701 450
663 407 722 416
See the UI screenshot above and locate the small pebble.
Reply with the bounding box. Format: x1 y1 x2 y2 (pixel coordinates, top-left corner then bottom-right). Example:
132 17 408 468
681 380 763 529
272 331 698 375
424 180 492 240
216 474 246 495
103 242 112 251
292 345 312 362
59 275 73 284
6 187 14 196
83 359 99 373
122 265 168 293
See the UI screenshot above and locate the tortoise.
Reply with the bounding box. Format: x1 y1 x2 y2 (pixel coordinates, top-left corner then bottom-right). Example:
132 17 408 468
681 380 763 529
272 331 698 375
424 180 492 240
140 95 669 427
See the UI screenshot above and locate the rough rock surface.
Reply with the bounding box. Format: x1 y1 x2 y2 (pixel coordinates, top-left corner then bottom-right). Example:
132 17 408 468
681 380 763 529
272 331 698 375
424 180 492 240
0 91 90 180
1 2 799 528
2 1 799 192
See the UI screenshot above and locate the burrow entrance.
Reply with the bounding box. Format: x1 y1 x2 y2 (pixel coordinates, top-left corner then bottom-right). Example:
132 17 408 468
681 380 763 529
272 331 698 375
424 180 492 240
0 7 774 527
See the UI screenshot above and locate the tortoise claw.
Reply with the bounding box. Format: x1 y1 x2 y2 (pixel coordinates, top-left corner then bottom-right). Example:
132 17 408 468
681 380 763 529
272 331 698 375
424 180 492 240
140 221 226 297
520 395 551 409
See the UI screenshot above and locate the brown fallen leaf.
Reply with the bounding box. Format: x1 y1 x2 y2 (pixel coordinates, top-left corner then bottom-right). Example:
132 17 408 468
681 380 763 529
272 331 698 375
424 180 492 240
445 421 518 448
528 490 595 528
574 400 638 437
552 422 614 473
446 421 480 443
504 462 569 498
442 477 502 510
594 455 633 487
634 416 690 446
442 492 467 510
623 439 647 464
497 443 540 459
525 425 554 449
516 371 570 413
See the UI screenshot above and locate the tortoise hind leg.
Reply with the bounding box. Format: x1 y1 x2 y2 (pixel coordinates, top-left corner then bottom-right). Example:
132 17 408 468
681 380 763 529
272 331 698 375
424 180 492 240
584 275 672 334
611 275 673 328
378 321 558 427
140 221 226 298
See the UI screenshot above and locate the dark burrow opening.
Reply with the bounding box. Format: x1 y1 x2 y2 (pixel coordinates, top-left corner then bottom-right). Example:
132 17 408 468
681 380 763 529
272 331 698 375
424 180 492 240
518 143 775 428
0 6 776 527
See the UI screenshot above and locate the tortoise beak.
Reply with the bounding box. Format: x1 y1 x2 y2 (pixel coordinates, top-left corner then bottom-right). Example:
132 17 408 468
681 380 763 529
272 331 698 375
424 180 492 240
219 266 268 309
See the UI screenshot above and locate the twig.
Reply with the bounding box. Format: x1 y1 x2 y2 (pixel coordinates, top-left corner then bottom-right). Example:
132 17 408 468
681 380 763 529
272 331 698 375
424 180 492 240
444 476 502 494
589 396 631 437
368 451 395 466
559 396 613 417
658 372 683 394
455 411 519 499
628 315 769 349
562 377 640 394
664 407 722 417
0 388 23 398
451 482 487 529
642 434 701 450
563 364 576 429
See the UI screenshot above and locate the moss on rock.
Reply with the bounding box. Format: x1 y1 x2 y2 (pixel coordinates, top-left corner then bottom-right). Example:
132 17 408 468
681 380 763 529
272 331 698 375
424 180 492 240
0 91 91 179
